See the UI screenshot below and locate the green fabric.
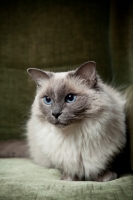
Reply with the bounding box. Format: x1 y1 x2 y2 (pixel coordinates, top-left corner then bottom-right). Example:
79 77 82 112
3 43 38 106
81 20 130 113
0 1 133 140
0 158 133 200
0 69 35 140
0 0 113 140
110 1 133 86
0 0 112 77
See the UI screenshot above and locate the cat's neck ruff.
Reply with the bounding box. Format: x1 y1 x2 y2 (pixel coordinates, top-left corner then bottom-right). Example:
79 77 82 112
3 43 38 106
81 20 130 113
38 115 105 141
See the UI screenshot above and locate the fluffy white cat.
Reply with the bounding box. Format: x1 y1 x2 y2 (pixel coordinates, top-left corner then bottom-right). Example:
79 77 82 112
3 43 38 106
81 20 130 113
26 61 126 181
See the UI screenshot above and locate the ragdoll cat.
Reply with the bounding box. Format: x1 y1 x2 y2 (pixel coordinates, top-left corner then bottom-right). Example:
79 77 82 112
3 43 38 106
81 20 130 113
26 61 127 182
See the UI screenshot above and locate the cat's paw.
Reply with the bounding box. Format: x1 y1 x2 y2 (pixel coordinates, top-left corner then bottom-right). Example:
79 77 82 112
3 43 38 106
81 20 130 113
61 174 79 181
96 171 117 182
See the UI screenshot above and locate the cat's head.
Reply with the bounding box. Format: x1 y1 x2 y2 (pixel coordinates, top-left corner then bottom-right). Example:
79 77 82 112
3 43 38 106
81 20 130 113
27 61 104 128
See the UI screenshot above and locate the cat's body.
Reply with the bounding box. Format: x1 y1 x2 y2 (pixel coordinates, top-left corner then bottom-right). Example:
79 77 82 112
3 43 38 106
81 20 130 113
26 61 126 181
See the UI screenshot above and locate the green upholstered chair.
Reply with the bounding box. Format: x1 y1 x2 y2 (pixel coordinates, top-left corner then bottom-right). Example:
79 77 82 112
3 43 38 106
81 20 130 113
0 1 133 199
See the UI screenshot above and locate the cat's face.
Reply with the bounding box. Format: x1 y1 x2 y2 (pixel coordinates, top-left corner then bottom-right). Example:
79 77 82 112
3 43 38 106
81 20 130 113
28 61 104 128
37 75 90 128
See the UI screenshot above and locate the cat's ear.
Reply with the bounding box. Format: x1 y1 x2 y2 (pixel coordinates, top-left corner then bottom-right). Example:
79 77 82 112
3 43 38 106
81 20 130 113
27 68 50 86
75 61 97 87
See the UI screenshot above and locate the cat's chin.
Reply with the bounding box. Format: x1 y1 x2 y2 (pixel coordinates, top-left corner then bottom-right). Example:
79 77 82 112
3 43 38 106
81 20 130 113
54 122 68 129
51 119 81 129
51 121 69 129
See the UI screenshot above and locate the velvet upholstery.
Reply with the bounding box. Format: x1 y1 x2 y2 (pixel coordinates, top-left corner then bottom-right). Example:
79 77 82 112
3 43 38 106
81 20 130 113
0 159 133 200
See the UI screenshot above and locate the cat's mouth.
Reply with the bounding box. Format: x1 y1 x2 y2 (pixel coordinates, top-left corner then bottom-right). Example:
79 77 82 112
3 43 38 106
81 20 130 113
53 121 68 128
49 116 75 128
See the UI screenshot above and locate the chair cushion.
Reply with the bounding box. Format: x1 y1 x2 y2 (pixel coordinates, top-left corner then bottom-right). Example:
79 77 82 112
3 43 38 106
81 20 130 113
0 158 133 200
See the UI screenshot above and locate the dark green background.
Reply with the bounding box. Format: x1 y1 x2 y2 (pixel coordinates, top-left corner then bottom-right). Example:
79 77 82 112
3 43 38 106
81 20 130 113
0 0 133 140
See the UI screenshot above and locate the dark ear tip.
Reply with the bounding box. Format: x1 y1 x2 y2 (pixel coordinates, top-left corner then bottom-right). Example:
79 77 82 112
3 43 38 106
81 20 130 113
90 61 96 64
86 61 96 65
27 68 36 74
27 68 30 73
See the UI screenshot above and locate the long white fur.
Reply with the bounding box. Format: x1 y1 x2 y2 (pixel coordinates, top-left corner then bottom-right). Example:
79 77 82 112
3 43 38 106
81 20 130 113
26 72 126 181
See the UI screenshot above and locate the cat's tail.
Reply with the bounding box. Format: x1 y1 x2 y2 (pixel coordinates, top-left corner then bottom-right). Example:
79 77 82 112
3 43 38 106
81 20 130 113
0 140 29 158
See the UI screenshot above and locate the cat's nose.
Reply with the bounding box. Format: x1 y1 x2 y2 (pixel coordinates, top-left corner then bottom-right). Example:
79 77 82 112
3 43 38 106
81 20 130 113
52 112 62 119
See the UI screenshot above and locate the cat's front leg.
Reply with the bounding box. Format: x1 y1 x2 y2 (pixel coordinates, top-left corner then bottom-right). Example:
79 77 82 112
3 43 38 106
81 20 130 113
96 171 117 182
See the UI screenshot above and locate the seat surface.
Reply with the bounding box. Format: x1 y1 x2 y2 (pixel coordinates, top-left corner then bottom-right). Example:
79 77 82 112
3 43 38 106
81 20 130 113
0 158 133 200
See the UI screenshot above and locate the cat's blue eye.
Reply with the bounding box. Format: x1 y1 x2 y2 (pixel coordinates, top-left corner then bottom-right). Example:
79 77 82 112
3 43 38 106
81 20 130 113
43 96 52 105
65 94 76 103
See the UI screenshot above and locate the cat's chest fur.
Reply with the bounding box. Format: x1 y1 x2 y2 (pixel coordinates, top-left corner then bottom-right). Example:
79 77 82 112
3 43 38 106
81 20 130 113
29 115 123 180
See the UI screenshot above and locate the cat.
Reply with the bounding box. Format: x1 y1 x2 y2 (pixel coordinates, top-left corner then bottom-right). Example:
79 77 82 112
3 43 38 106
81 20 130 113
26 61 127 181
